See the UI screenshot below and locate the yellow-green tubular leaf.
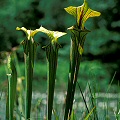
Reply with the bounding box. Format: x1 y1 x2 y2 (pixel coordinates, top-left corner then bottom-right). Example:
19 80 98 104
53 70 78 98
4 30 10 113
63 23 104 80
68 26 89 55
38 26 66 43
31 41 39 67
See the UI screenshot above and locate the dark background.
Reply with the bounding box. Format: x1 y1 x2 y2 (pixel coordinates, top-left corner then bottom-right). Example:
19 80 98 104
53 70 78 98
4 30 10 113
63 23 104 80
0 0 120 91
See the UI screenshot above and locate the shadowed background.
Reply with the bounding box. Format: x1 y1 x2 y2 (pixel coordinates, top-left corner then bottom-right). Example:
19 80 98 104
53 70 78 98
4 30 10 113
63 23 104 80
0 0 120 92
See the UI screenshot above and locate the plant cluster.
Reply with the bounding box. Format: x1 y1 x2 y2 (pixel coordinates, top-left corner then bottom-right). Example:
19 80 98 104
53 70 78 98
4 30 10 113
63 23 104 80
5 0 103 120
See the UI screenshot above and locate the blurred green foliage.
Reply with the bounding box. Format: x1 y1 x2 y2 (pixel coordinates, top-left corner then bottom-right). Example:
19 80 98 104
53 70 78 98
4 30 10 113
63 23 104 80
0 0 120 86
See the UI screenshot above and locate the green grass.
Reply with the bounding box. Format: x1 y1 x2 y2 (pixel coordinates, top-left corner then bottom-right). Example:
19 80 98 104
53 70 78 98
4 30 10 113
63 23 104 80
0 59 119 120
0 60 116 93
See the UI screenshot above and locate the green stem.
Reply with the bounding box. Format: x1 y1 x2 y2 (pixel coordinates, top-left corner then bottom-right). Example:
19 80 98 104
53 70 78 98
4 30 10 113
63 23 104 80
8 74 13 120
64 40 81 119
69 51 81 116
64 39 77 120
6 54 17 120
24 39 34 119
64 28 87 120
46 44 59 120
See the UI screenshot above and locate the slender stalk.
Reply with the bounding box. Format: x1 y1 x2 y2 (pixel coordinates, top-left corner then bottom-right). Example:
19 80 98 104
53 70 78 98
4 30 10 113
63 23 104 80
24 39 37 119
6 54 17 120
16 27 39 119
46 43 59 120
69 41 81 115
64 1 101 119
24 52 33 119
64 27 88 120
88 82 98 120
64 37 78 120
77 81 89 114
38 26 66 120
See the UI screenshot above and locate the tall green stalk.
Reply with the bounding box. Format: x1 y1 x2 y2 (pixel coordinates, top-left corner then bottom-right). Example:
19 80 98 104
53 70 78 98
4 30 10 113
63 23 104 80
46 43 59 120
64 0 101 119
38 26 66 120
16 27 39 119
64 26 89 120
6 53 17 120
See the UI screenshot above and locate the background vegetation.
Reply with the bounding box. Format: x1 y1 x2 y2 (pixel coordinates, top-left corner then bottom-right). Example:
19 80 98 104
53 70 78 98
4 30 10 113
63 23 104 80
0 0 120 92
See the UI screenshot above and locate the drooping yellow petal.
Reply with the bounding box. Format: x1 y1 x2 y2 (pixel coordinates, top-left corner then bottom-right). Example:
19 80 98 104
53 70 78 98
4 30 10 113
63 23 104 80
37 26 54 40
64 0 101 29
38 26 67 43
16 27 41 40
81 8 101 29
16 27 29 37
30 29 41 37
64 6 77 18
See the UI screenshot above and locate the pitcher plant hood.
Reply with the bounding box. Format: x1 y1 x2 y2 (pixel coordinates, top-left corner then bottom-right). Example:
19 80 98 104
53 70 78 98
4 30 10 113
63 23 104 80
64 0 101 29
16 27 40 40
37 26 67 44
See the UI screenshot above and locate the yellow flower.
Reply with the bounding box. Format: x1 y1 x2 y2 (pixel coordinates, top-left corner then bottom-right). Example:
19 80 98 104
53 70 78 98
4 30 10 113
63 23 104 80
64 0 101 29
16 27 40 40
37 26 66 44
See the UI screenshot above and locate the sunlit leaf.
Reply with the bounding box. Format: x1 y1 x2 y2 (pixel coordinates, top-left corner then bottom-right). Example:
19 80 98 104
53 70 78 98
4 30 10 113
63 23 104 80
16 27 40 40
64 0 101 29
81 8 101 29
78 45 84 55
64 6 77 17
84 106 96 120
37 26 66 43
70 110 76 120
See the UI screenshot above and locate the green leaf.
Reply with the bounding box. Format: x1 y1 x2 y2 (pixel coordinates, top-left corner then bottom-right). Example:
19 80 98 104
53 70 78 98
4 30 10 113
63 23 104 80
53 109 59 120
64 6 77 17
68 25 90 55
84 106 96 120
78 45 83 55
70 110 76 120
64 0 101 29
16 26 39 119
6 54 17 120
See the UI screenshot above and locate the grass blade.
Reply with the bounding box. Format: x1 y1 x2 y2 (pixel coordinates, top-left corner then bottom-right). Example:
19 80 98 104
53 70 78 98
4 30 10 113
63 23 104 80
53 109 59 120
70 110 76 120
6 54 17 120
88 82 98 120
84 107 96 120
77 81 89 114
